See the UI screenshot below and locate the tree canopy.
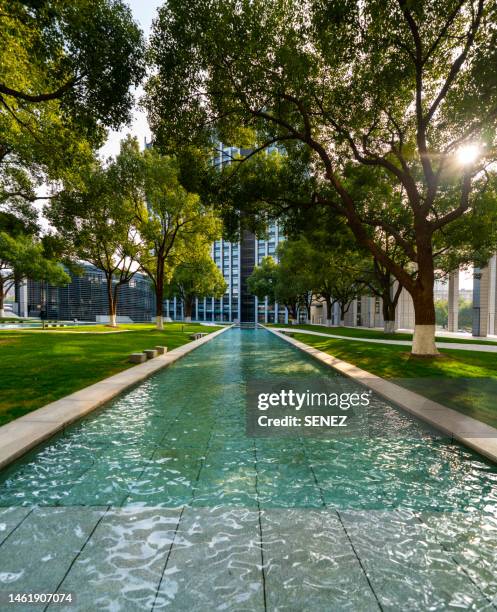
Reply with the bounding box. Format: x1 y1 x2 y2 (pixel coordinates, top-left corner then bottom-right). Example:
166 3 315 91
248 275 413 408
0 212 69 317
0 0 145 219
146 0 497 354
167 247 227 320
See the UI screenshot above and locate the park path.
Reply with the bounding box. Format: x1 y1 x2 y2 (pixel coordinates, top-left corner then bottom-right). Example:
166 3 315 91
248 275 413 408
272 327 497 353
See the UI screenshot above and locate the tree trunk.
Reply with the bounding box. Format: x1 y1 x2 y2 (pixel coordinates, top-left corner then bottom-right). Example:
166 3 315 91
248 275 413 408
111 283 121 327
411 267 439 356
156 298 164 330
305 297 311 322
106 277 117 327
287 304 297 322
0 277 4 318
324 295 332 327
155 267 164 330
184 297 193 322
382 293 396 334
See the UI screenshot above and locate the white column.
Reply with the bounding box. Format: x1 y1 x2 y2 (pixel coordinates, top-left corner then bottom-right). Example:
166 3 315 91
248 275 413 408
448 270 459 332
488 255 496 335
228 241 232 322
476 266 490 337
20 279 28 317
220 238 224 322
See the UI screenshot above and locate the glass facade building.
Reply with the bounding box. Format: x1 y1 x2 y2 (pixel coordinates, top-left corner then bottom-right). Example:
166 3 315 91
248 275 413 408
27 263 155 322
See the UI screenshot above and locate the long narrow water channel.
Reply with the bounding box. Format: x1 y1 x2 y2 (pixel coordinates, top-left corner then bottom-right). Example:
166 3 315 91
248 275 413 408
0 328 496 610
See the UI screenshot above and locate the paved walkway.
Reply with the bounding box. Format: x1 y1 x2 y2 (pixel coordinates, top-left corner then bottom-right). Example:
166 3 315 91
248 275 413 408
273 327 497 353
2 505 493 611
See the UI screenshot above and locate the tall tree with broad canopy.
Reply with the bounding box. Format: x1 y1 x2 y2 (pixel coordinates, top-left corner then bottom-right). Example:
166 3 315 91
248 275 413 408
124 143 222 329
47 155 142 327
0 212 70 318
248 250 311 323
0 0 145 215
146 0 497 355
167 247 227 322
247 256 279 307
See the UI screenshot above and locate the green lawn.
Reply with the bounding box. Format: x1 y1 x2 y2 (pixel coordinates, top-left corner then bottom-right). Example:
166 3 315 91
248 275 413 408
291 332 497 428
0 323 221 426
268 323 497 345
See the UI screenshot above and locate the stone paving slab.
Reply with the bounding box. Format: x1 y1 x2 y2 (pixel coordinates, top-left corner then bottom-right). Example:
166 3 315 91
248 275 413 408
339 510 493 611
0 506 106 611
419 511 497 606
0 507 31 546
261 508 380 611
0 326 231 471
266 328 497 463
53 507 182 611
157 506 264 611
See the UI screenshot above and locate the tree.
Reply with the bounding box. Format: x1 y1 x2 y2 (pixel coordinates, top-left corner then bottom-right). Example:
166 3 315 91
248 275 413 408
435 299 448 329
0 0 145 215
133 146 222 329
358 258 403 333
167 248 226 321
247 255 305 321
0 0 144 130
458 297 473 331
247 256 278 304
146 0 497 355
311 251 365 326
47 156 141 327
0 213 69 318
276 240 314 321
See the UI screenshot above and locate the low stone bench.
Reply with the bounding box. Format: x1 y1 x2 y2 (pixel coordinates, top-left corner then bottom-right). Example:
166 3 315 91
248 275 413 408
144 349 158 360
189 332 208 340
129 352 146 364
155 346 168 355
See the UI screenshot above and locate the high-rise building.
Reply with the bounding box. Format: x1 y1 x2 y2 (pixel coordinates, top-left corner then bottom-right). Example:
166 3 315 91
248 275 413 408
164 222 286 324
165 143 287 324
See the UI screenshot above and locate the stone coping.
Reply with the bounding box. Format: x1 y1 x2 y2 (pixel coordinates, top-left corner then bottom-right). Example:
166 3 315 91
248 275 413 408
265 327 497 464
0 326 231 470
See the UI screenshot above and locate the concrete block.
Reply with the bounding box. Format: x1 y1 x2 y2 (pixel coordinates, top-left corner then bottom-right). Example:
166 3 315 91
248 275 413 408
129 352 146 364
155 345 168 355
189 332 208 340
144 349 158 359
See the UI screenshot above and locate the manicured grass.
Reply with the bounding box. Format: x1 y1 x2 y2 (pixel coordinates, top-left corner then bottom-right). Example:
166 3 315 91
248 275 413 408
0 323 221 426
292 332 497 428
268 323 497 345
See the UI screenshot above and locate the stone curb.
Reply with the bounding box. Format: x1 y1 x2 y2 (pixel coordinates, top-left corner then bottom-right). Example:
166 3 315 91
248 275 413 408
265 327 497 464
0 326 231 470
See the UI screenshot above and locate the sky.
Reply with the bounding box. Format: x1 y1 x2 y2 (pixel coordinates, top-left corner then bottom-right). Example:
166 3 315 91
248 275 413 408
99 0 473 290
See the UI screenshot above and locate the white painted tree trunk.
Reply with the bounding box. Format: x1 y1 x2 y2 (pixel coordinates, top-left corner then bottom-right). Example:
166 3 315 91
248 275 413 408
109 313 117 327
325 319 332 327
0 308 4 318
184 316 192 323
412 324 439 356
156 315 164 330
340 319 345 326
383 320 395 334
